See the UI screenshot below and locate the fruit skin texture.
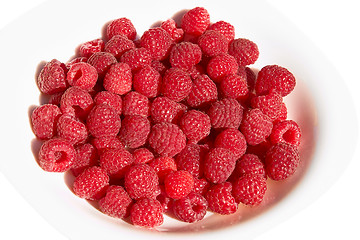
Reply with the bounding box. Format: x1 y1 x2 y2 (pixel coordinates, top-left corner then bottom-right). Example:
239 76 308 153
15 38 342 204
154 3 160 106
164 170 194 200
198 30 228 57
206 54 238 82
118 115 150 149
79 39 104 58
56 114 88 145
232 174 267 205
104 34 135 60
140 27 173 61
207 20 235 43
86 104 121 138
204 148 236 184
172 192 208 223
148 156 177 182
94 91 123 115
179 110 211 143
66 62 98 91
169 42 202 70
130 198 164 228
87 52 117 79
235 154 266 178
99 186 133 219
71 143 98 177
133 65 162 98
228 38 259 66
31 104 62 140
150 97 183 124
176 143 205 178
99 148 134 179
181 7 210 36
161 68 192 102
106 17 137 40
205 182 237 215
37 59 67 95
103 62 132 95
60 86 94 120
270 120 301 147
187 74 218 108
214 128 247 160
250 91 283 121
208 98 244 129
122 91 150 117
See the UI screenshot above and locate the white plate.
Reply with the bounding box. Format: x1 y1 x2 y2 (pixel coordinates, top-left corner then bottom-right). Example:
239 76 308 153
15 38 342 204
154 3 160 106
0 0 358 239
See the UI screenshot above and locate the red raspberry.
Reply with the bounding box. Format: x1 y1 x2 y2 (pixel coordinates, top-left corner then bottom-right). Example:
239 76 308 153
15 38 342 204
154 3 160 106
60 86 94 120
94 91 123 115
169 42 202 70
56 114 88 145
160 19 184 42
228 38 259 66
104 34 135 60
192 178 210 195
207 21 235 43
150 97 183 123
232 174 267 205
251 91 283 121
204 148 236 184
87 52 117 79
179 110 211 143
148 123 186 157
181 7 210 36
130 198 163 228
106 17 137 40
140 27 173 61
100 148 134 179
277 102 288 122
162 68 192 102
207 54 238 82
66 62 98 91
208 98 243 129
86 104 121 138
172 192 208 223
38 138 76 172
187 74 218 108
103 62 132 95
133 65 161 98
120 47 152 71
31 104 61 140
265 142 300 180
73 166 109 200
66 57 88 70
220 73 249 99
240 108 273 146
99 186 133 219
187 64 205 80
245 67 257 93
37 59 67 94
255 65 296 97
205 182 237 215
198 30 228 57
118 115 150 149
164 170 194 199
79 39 104 58
176 144 206 178
151 60 168 76
270 120 301 147
71 143 98 176
148 157 177 182
91 136 124 155
234 154 266 178
124 164 159 200
122 91 150 117
214 128 247 160
133 148 154 164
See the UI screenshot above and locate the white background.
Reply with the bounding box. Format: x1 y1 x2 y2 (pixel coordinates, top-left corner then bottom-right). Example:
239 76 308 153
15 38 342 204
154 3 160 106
0 0 359 239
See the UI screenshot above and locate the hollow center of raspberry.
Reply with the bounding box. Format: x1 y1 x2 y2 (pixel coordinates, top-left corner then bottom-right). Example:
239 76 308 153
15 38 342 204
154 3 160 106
283 130 295 142
192 204 203 213
74 70 83 80
54 151 67 163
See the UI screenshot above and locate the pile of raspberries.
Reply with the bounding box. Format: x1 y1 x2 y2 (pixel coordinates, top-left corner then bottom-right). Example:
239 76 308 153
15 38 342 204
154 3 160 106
31 7 301 228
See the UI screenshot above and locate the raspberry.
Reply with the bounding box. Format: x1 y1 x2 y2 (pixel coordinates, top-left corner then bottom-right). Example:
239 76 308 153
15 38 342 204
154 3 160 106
245 67 257 93
150 97 183 123
204 148 236 184
56 114 88 145
130 198 163 228
94 91 123 115
133 65 161 98
151 60 168 76
73 166 109 200
220 73 249 99
104 34 136 60
103 62 132 95
71 143 98 176
160 19 184 42
100 148 134 179
169 42 202 70
118 115 150 149
179 110 211 143
164 170 194 199
122 91 150 117
207 21 235 43
120 47 152 71
66 62 98 91
192 178 210 195
87 52 117 80
206 54 238 82
186 74 218 108
66 57 88 70
37 59 67 94
148 157 177 182
161 68 192 102
265 142 300 180
79 39 104 58
232 174 267 205
140 27 173 61
240 108 273 146
198 30 228 57
38 138 76 172
251 91 283 121
207 98 243 129
277 102 288 122
148 123 186 157
31 104 61 140
176 144 206 178
86 104 121 138
228 38 259 66
234 154 266 178
255 65 296 97
187 64 205 80
60 86 94 120
181 7 210 36
99 186 133 219
214 128 247 160
133 148 154 164
205 182 237 215
172 192 208 223
270 120 301 147
91 136 124 155
124 164 159 200
106 17 137 40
